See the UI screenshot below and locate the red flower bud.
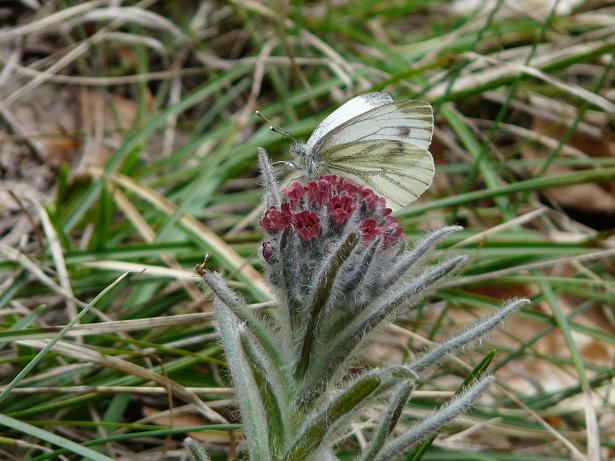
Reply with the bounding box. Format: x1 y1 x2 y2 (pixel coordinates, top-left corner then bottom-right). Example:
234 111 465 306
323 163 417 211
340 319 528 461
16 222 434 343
320 174 338 186
261 241 276 264
338 177 360 196
360 188 379 212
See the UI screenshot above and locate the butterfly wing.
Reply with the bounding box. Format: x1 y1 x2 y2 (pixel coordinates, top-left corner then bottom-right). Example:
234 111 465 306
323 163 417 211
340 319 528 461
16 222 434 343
314 100 433 152
306 92 394 150
319 140 434 210
315 100 435 210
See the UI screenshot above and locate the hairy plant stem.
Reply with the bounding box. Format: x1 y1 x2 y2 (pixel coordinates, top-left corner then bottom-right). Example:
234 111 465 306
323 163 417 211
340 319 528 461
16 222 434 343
294 232 358 380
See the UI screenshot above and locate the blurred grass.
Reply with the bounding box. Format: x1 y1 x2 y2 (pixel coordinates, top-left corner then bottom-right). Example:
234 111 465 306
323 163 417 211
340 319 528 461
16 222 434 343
0 1 614 460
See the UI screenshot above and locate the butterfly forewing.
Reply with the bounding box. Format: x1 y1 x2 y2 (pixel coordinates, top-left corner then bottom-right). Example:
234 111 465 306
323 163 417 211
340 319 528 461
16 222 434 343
320 140 434 210
315 100 433 153
306 92 394 149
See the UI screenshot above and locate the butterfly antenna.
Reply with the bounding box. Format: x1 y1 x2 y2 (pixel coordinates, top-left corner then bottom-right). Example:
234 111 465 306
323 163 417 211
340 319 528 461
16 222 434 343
256 110 297 143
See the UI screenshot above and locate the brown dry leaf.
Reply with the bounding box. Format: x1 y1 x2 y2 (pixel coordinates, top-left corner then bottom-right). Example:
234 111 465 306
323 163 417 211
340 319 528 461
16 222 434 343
77 88 149 172
0 82 144 174
2 81 82 168
460 282 614 402
142 406 235 444
521 102 615 213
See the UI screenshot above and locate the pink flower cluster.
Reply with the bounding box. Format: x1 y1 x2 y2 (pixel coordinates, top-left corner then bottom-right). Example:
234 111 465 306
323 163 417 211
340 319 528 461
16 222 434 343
260 175 404 246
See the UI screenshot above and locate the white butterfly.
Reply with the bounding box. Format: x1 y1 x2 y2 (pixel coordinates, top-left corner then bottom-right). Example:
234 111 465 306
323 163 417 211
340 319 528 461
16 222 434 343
290 92 434 211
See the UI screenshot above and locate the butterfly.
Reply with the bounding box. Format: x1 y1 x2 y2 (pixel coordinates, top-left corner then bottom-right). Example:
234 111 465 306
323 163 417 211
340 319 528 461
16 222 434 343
289 92 434 211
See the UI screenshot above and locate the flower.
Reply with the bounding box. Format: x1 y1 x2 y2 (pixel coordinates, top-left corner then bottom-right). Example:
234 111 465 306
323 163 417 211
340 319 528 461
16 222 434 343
293 210 321 241
328 194 355 225
307 179 331 206
260 202 292 234
259 174 404 246
283 182 305 206
199 149 522 461
360 218 383 240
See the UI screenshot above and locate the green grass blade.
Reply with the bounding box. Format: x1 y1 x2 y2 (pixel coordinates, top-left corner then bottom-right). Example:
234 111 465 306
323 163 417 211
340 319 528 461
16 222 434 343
0 414 115 461
0 272 130 405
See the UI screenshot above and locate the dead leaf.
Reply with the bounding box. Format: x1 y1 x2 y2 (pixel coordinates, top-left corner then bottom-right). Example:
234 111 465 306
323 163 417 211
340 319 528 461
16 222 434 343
76 88 148 172
521 99 615 214
142 406 237 444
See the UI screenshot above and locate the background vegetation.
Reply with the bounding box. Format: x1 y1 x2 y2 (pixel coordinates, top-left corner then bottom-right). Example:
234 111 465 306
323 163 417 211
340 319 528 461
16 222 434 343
0 0 613 460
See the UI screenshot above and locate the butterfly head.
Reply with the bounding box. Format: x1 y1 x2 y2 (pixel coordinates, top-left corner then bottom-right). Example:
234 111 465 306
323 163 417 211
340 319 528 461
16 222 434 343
289 141 306 157
289 142 319 177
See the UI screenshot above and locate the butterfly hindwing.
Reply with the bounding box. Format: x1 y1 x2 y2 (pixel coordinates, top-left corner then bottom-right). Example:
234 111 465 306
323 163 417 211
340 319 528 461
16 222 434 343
319 140 434 210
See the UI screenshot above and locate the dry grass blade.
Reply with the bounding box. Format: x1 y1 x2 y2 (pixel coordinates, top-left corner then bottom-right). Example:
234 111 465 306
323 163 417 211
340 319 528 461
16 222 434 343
81 260 233 286
582 386 601 461
18 312 215 338
72 7 188 41
35 203 78 326
426 38 615 99
0 1 104 43
18 339 228 424
495 386 589 461
0 244 76 302
1 63 209 85
89 167 272 299
0 385 234 395
466 52 615 113
452 207 549 248
443 248 615 288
